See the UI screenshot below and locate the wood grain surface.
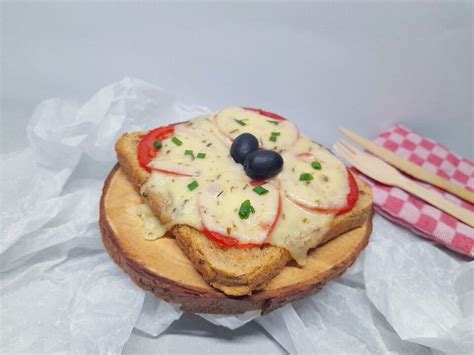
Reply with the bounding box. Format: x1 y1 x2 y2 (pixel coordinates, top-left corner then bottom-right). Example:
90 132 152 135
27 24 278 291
99 164 373 314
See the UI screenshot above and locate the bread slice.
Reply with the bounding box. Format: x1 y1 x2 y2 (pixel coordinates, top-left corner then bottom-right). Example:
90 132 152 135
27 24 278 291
115 130 372 296
173 225 291 295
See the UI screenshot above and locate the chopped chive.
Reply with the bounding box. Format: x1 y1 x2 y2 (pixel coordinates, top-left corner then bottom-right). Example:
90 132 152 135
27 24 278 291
153 141 162 149
172 137 182 146
267 120 279 125
185 149 194 157
253 186 269 195
234 119 247 126
238 199 255 220
269 131 280 142
311 161 322 170
196 152 206 159
187 180 199 191
206 142 212 147
299 173 314 181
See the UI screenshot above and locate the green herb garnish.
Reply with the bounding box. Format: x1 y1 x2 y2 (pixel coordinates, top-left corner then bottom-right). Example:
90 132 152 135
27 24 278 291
206 142 212 147
238 199 255 220
311 161 322 170
172 137 182 146
153 141 162 149
196 152 206 159
187 180 199 191
299 173 314 181
234 119 247 126
267 120 279 125
253 186 269 195
185 149 194 157
269 131 280 142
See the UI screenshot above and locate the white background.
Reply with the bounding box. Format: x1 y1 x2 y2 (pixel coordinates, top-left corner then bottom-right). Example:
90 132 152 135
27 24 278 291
1 1 472 353
2 1 472 157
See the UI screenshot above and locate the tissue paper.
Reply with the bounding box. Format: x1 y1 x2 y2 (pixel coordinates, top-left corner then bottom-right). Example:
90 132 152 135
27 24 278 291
0 78 207 353
1 78 472 354
256 262 431 354
364 216 472 353
134 293 183 337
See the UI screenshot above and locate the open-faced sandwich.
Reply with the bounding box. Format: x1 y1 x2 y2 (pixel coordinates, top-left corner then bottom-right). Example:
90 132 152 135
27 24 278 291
111 107 372 297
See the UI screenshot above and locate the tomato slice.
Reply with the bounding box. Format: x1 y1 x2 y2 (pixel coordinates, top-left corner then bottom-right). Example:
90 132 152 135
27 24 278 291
335 171 359 215
138 125 193 176
202 229 261 249
242 107 287 121
202 192 282 249
296 152 314 160
291 169 359 215
137 126 175 173
250 179 269 187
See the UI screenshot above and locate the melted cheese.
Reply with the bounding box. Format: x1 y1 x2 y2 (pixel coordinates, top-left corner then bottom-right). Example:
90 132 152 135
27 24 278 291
136 204 167 240
199 173 279 244
141 172 203 230
140 109 352 265
270 197 333 265
279 136 350 210
148 118 230 177
214 107 299 151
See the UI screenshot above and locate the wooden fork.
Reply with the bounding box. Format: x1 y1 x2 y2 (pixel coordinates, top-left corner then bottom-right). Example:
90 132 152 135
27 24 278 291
333 141 474 227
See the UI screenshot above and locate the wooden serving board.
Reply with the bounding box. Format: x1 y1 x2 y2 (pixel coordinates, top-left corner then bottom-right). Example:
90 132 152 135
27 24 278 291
99 164 372 314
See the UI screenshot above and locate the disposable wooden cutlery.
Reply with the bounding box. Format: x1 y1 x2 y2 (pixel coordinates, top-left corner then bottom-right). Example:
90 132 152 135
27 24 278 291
339 127 474 204
333 141 474 227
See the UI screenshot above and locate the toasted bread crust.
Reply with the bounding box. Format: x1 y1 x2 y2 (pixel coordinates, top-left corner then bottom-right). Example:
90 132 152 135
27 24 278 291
116 132 173 223
173 225 291 296
115 131 149 188
115 130 372 296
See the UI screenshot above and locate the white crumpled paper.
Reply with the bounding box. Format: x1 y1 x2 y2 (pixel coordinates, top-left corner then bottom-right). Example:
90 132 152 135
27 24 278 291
1 78 472 354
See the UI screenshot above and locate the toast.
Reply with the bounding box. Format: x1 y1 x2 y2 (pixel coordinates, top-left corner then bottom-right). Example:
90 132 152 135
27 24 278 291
115 129 372 296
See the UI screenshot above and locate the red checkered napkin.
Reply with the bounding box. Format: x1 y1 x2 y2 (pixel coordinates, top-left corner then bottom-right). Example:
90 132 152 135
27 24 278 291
353 125 474 258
